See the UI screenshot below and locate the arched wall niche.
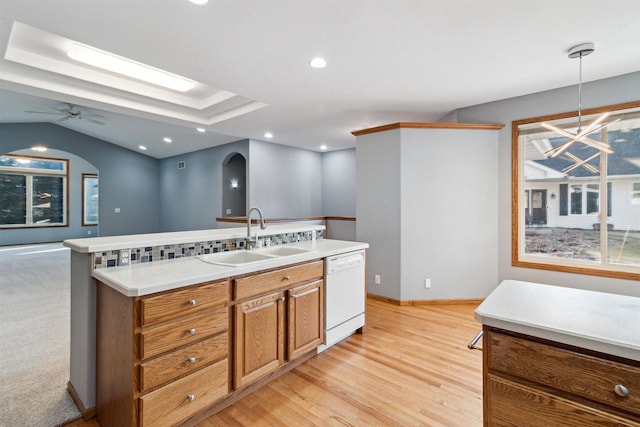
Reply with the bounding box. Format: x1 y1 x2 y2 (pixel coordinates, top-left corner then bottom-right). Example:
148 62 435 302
221 152 247 217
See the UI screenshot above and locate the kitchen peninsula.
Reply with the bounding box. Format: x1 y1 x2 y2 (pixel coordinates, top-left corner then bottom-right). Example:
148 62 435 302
63 224 368 425
475 280 640 425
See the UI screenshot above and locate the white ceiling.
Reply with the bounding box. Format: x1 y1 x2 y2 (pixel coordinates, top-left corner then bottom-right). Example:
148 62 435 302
0 0 639 159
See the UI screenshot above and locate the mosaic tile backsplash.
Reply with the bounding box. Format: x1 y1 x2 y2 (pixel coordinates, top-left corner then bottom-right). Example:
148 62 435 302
93 230 323 269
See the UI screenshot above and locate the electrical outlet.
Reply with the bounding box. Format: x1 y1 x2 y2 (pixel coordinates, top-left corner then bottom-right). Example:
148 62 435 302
424 278 431 289
374 274 381 285
118 249 130 266
226 208 231 214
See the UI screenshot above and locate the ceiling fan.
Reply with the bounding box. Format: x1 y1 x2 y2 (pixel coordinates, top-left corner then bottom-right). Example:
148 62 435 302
25 102 106 125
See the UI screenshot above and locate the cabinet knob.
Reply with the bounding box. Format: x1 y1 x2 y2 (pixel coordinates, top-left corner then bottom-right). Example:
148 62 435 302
187 394 195 402
188 328 196 335
188 356 196 363
283 275 291 281
279 297 285 302
188 299 196 306
614 384 629 397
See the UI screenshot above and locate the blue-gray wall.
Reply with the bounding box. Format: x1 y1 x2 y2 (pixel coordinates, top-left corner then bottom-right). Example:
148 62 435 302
0 123 160 244
322 148 356 216
1 123 356 244
158 139 250 231
249 140 322 218
456 71 640 298
159 138 326 229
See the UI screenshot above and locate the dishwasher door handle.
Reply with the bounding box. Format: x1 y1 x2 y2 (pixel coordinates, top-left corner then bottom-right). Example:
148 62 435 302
467 330 483 351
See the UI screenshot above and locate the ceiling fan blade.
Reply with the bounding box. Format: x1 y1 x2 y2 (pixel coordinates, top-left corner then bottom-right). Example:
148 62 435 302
82 113 106 119
85 118 105 125
57 116 70 122
25 110 64 115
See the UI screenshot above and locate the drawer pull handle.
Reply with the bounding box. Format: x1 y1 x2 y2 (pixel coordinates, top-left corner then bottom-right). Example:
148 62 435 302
188 356 196 363
283 275 291 281
188 328 196 335
187 394 195 402
614 384 629 397
188 299 196 306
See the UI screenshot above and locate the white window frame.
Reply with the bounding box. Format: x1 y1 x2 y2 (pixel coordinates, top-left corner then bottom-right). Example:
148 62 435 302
631 182 640 205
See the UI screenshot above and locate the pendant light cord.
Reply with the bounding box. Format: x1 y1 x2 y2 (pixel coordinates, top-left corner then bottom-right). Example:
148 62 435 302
577 53 583 132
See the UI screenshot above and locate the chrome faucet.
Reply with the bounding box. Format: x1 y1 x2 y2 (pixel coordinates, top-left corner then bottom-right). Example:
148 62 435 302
246 207 267 250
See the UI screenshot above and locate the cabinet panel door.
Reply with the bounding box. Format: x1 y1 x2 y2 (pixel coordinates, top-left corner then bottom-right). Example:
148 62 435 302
234 291 285 389
288 280 324 360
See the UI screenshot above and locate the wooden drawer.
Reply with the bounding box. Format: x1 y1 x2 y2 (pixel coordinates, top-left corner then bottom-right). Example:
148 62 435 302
487 329 640 416
140 332 228 392
139 280 228 327
487 374 640 427
140 306 228 360
234 260 323 300
140 359 228 427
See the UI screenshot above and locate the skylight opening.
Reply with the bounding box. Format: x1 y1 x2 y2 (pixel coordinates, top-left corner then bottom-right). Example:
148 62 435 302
67 43 197 92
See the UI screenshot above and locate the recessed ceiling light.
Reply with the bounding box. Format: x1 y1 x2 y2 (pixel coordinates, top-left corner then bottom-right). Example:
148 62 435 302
196 127 206 133
188 0 209 4
31 146 47 152
264 132 273 139
163 137 173 143
67 43 197 92
320 144 328 151
309 57 327 69
139 145 147 150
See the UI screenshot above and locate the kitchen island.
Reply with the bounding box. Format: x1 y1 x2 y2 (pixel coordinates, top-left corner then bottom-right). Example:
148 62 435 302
63 224 367 425
475 280 640 426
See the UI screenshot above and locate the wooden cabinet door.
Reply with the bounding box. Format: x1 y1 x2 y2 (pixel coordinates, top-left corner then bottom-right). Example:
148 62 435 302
234 291 285 389
288 280 324 361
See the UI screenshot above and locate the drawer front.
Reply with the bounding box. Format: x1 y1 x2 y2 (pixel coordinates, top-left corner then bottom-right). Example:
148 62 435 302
487 374 640 427
140 332 228 392
140 306 228 360
234 260 323 300
140 359 228 427
140 280 229 327
488 329 640 416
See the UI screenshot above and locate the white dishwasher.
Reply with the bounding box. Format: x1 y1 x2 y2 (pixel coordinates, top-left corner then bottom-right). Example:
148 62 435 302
318 250 366 353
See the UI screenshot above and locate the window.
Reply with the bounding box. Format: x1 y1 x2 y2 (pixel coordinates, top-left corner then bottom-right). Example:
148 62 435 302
0 155 68 228
514 101 640 279
82 174 99 225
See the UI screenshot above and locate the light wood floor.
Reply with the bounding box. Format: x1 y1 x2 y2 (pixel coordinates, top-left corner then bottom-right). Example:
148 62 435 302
66 299 484 427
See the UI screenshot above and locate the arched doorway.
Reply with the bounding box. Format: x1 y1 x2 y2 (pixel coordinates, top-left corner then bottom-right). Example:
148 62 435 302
221 152 247 217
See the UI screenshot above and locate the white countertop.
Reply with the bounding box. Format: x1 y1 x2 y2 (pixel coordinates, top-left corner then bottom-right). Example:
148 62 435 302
475 280 640 362
92 239 368 297
64 224 325 253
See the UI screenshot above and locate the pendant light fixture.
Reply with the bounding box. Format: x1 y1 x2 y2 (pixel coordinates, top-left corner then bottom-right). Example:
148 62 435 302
543 43 618 163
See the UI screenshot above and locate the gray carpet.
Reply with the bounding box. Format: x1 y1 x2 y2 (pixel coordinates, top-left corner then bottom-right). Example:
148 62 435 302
0 243 81 427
